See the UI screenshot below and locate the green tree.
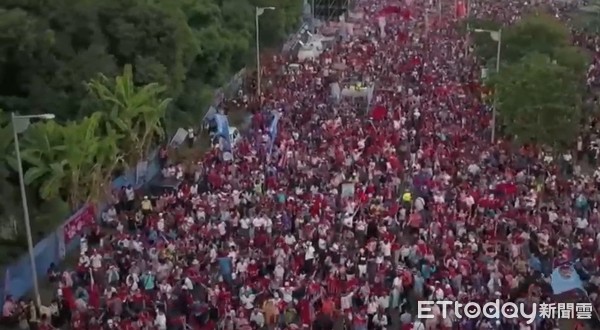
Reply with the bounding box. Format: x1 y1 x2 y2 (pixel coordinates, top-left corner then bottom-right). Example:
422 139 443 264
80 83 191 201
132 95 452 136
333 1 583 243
0 0 304 243
501 13 570 63
472 14 587 73
86 64 169 166
493 53 582 149
17 120 68 202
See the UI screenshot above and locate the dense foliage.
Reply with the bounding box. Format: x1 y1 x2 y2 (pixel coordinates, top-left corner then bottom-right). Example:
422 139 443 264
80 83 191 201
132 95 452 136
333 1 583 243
0 0 303 257
0 0 303 129
472 13 589 149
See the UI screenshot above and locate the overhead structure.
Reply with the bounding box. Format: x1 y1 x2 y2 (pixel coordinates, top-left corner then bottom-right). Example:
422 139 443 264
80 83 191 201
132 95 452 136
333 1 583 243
313 0 353 21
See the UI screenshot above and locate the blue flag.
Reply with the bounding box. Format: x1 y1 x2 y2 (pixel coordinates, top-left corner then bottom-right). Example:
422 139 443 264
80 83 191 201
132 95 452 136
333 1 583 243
215 114 232 152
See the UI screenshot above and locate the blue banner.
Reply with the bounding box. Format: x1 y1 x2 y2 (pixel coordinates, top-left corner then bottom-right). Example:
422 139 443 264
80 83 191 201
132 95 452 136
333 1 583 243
215 114 232 152
551 265 584 295
218 257 233 283
268 113 280 157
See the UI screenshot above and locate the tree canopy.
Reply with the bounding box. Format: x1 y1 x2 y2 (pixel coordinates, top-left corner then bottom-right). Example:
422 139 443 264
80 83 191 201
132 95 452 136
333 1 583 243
472 13 590 149
492 53 582 149
0 0 302 128
0 0 303 258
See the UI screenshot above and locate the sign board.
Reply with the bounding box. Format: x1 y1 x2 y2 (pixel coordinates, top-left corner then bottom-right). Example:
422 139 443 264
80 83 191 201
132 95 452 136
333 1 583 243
341 182 355 198
170 128 188 147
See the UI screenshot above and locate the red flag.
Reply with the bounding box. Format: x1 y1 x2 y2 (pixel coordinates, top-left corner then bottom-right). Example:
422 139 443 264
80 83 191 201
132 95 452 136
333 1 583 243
456 1 466 18
371 105 387 121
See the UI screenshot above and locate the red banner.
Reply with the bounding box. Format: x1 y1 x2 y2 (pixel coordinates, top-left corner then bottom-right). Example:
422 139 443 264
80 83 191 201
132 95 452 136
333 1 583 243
63 204 96 243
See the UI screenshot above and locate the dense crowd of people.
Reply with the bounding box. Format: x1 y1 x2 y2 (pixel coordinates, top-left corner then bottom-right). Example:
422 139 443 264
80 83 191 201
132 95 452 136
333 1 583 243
3 0 600 329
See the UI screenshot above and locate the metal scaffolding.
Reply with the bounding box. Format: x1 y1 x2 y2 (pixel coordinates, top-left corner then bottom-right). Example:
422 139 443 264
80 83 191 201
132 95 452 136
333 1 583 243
312 0 352 21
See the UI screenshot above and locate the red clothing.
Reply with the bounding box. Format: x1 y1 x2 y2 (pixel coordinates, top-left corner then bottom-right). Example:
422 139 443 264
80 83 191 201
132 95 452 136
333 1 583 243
298 298 311 325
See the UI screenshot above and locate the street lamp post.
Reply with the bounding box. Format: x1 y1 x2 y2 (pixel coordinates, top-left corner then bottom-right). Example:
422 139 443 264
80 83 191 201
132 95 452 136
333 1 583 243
11 112 56 308
473 28 502 143
255 6 276 97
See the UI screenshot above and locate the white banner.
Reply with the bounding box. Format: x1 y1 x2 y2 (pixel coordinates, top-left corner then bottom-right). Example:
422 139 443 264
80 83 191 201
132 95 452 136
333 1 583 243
341 182 355 198
170 128 188 147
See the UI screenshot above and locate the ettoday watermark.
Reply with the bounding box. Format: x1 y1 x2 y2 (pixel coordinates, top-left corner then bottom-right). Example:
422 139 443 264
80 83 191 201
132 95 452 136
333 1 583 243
418 300 537 324
418 301 594 324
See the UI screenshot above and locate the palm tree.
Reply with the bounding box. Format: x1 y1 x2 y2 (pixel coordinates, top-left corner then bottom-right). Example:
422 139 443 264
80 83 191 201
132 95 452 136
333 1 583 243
17 114 123 209
86 64 171 166
69 113 124 206
17 120 68 202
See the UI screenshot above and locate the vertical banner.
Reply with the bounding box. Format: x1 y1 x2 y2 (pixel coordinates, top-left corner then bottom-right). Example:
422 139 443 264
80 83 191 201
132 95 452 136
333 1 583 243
218 257 233 283
215 114 232 152
268 113 281 157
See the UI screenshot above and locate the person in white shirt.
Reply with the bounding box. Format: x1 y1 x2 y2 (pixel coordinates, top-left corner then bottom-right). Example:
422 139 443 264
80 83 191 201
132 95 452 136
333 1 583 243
372 311 388 330
154 309 167 330
182 277 194 291
90 251 102 270
380 240 391 258
79 252 90 268
159 281 173 299
80 237 88 255
126 273 139 291
575 217 588 234
252 217 264 229
284 233 296 246
250 308 265 328
304 241 315 273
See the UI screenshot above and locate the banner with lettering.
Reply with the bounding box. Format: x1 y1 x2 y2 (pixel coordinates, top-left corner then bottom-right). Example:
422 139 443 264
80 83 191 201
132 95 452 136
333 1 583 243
63 204 96 244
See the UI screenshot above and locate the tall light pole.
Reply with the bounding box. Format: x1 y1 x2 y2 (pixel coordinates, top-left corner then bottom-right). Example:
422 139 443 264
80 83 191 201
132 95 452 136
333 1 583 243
473 28 502 143
255 6 276 97
12 112 56 308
